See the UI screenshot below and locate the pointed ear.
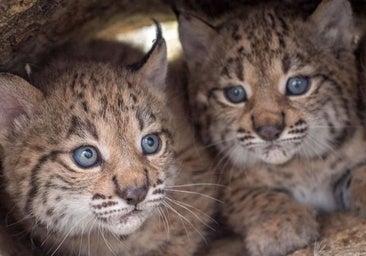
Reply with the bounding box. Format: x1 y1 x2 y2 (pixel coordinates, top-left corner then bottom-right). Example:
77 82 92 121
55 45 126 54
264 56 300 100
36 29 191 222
130 21 167 91
138 38 167 89
178 11 217 71
307 0 355 51
0 73 44 139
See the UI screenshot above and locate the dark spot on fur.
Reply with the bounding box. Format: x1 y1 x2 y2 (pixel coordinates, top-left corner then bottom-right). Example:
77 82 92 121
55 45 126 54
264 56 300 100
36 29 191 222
46 208 54 216
92 193 106 200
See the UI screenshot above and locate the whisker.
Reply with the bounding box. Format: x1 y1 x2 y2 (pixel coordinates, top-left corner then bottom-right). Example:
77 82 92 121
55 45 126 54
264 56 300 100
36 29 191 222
100 224 117 256
165 197 216 231
78 219 87 256
157 207 170 239
87 218 98 256
162 201 206 243
202 137 238 150
167 183 224 188
49 221 78 256
5 213 34 227
164 189 223 203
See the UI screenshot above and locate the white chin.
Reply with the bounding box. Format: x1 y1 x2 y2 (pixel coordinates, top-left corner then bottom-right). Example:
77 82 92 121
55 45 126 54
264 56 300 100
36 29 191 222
107 213 149 235
261 148 293 165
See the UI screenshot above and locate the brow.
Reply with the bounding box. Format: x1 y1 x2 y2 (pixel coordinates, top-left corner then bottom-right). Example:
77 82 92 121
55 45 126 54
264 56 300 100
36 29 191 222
135 106 157 131
67 115 99 140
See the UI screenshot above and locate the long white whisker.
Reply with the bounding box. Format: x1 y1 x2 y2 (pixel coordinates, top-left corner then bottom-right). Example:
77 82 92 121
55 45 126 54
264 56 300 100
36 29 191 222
163 201 206 241
100 224 117 256
87 218 98 256
163 201 207 243
202 137 238 150
157 207 170 239
6 213 34 227
49 221 78 256
164 189 223 203
166 183 224 188
78 219 87 256
165 197 215 231
165 196 217 224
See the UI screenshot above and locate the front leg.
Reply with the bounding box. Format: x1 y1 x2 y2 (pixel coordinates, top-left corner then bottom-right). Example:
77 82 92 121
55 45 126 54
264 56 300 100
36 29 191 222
222 186 319 256
347 165 366 216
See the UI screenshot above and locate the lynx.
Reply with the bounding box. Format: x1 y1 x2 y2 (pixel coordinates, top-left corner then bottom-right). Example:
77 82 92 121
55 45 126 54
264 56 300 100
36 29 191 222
178 0 366 255
0 26 217 255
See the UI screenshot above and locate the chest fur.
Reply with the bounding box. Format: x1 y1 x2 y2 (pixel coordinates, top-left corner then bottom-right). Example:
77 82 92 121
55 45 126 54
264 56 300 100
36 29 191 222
238 130 366 212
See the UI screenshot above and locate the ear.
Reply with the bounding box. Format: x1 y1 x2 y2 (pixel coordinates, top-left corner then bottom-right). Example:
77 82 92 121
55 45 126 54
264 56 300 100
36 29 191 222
130 21 167 91
178 11 217 71
307 0 355 51
0 73 44 139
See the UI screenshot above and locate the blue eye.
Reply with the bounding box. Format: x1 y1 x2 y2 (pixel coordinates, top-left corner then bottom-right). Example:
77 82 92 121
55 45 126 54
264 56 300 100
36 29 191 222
141 134 161 155
224 86 247 103
286 76 310 96
73 146 100 168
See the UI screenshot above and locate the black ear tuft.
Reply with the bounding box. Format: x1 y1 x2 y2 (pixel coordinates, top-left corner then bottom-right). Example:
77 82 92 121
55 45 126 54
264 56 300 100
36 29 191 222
128 20 167 92
128 20 164 72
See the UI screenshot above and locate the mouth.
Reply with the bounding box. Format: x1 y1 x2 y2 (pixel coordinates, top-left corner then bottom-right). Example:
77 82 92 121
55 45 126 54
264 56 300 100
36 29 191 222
119 209 142 223
265 144 282 151
100 209 149 236
261 143 291 165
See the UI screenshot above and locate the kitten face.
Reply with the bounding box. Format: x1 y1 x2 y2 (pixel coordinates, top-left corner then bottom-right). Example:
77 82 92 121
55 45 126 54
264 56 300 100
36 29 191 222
179 4 358 167
0 40 174 237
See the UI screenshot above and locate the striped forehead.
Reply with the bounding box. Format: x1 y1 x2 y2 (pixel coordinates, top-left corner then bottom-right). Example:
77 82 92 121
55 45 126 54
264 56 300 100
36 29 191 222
61 68 156 111
51 70 163 139
218 11 304 83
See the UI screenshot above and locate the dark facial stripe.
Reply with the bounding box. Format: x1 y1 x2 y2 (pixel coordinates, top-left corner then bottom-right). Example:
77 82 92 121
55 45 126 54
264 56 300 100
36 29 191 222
136 107 156 131
234 58 244 81
82 101 89 113
67 115 81 138
130 93 137 104
67 116 99 140
25 150 63 214
85 119 98 140
207 88 232 108
281 55 290 73
56 159 77 173
112 175 121 194
144 168 151 188
53 174 77 186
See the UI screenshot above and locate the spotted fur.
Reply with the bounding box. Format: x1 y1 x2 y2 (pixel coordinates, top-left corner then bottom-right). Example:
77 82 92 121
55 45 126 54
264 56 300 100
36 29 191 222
178 0 366 255
0 33 217 255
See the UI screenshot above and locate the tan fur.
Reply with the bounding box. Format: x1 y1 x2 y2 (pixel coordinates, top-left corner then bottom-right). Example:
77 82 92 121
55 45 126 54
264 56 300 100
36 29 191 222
201 213 366 256
178 0 366 255
0 38 217 255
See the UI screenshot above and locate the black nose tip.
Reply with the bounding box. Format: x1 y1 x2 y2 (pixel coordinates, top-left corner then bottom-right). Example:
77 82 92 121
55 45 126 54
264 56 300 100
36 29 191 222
120 186 148 205
256 125 284 141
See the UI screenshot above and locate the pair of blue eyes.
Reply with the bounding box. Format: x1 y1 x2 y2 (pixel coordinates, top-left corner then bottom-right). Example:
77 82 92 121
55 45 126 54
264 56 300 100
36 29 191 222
72 134 161 168
224 76 310 103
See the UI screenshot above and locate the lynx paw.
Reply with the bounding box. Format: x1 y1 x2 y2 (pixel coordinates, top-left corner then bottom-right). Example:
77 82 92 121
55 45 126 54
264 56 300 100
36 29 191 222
347 167 366 217
349 182 366 216
245 208 319 256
